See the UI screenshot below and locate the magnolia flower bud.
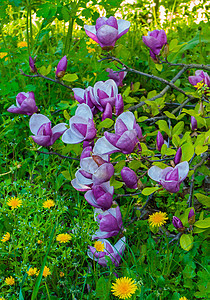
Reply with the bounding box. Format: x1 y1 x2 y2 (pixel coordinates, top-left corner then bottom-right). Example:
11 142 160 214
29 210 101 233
174 147 182 165
172 216 185 232
191 116 197 131
56 56 67 78
121 167 138 189
29 56 37 73
156 131 164 151
188 209 195 225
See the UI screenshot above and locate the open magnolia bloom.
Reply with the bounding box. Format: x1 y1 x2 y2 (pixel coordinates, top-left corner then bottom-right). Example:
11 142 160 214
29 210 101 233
92 205 123 240
93 111 142 155
71 147 114 192
188 70 210 88
7 92 38 116
72 86 98 115
29 114 67 147
148 161 189 193
62 104 96 145
142 29 167 59
87 237 126 267
90 79 124 119
84 181 114 210
84 16 130 50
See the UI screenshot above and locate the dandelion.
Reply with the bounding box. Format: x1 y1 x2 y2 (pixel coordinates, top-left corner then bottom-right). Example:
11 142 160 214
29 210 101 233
87 47 96 54
60 272 65 277
0 52 8 61
1 232 10 242
94 241 105 252
56 233 71 243
148 211 168 227
111 277 137 299
194 81 204 89
179 297 188 300
27 267 38 276
7 197 22 209
37 240 43 244
5 276 15 285
0 297 6 300
43 199 55 209
36 266 51 278
17 41 27 48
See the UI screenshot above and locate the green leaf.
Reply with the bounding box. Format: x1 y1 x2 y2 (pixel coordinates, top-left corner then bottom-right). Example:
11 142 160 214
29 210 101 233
194 218 210 228
61 170 71 181
181 143 194 161
172 135 180 147
132 82 140 92
110 178 123 189
63 73 78 82
39 65 51 76
195 145 208 155
98 119 114 131
180 234 193 251
172 121 184 135
142 187 159 195
164 111 176 119
195 193 210 208
137 116 148 122
155 64 163 72
157 120 170 136
161 144 167 156
95 276 110 299
63 110 70 120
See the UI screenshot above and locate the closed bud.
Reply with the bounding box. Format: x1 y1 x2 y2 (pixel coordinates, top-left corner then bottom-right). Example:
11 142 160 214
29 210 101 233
174 147 182 165
156 131 164 151
191 116 197 131
121 167 138 189
188 209 195 225
56 55 68 78
163 43 169 58
29 56 37 73
172 216 185 232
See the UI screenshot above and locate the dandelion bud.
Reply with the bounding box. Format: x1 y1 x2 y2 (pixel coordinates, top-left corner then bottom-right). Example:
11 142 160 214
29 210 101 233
191 116 197 131
188 209 195 225
156 131 164 151
174 147 182 165
56 55 67 78
172 216 185 232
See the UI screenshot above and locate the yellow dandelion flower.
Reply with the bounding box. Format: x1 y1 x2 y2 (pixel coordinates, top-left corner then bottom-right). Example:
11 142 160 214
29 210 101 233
43 199 55 209
0 297 6 300
37 240 43 244
179 297 188 300
60 271 65 277
17 41 27 48
2 232 10 242
111 277 137 299
94 241 105 252
86 39 97 46
36 266 51 278
27 267 38 276
7 197 22 210
87 47 96 54
0 52 8 61
5 276 15 285
194 81 204 89
56 233 71 243
148 211 168 227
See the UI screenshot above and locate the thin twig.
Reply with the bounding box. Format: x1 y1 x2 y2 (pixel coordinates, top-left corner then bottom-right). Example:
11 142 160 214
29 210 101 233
36 150 80 161
20 69 72 90
114 191 142 199
169 233 182 244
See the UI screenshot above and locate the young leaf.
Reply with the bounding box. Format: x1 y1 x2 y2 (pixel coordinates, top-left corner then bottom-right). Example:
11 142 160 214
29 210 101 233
180 234 193 251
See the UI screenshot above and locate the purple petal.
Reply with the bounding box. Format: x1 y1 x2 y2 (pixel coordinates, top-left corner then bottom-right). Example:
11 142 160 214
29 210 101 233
96 24 118 47
31 135 51 147
116 19 130 39
102 103 113 120
29 114 50 135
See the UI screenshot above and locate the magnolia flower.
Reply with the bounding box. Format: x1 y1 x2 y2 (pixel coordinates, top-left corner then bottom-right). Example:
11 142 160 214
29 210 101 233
29 114 67 147
7 92 38 116
84 16 130 50
106 68 127 87
72 86 98 114
143 30 167 61
156 131 164 151
121 167 138 189
174 147 182 165
188 70 210 88
148 161 189 193
62 104 96 145
71 147 114 191
87 236 126 267
92 205 123 240
29 56 37 73
90 79 124 119
84 181 114 210
172 216 185 232
93 111 142 155
56 55 67 78
188 209 195 225
191 116 197 131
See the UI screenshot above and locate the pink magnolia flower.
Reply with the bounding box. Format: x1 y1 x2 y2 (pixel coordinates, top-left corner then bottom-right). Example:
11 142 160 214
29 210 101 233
188 70 210 88
106 68 127 87
29 114 67 147
72 86 98 114
84 16 130 50
121 167 138 189
7 92 38 116
148 161 189 193
143 29 167 60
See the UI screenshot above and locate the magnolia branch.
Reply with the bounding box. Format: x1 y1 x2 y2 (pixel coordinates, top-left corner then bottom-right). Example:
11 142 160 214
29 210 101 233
19 70 72 90
36 150 80 161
